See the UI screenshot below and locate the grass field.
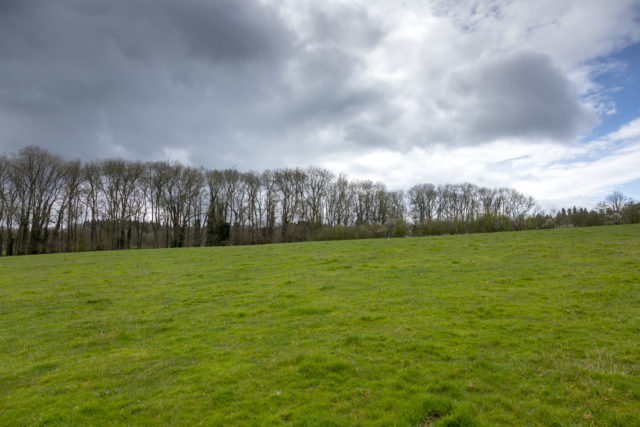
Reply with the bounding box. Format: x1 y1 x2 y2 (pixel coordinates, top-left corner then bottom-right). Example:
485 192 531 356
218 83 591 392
1 225 639 426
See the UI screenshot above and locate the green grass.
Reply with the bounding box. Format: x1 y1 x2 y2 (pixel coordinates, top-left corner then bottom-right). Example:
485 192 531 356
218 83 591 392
1 225 640 426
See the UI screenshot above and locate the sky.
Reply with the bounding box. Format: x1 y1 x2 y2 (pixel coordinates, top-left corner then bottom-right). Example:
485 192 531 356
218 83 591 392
1 0 640 210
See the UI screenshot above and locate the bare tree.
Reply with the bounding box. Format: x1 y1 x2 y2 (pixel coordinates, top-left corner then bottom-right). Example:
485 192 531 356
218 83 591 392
0 155 7 254
83 162 102 250
354 180 374 225
100 159 143 250
145 162 171 248
604 191 628 224
9 147 65 254
244 172 263 244
387 190 405 222
274 168 297 242
326 174 353 227
260 170 278 243
0 155 19 255
478 187 496 216
162 164 205 247
408 183 436 224
205 170 228 245
305 167 333 229
61 160 84 252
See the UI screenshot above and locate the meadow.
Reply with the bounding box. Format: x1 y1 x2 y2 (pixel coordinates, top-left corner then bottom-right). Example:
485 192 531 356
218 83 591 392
1 225 639 426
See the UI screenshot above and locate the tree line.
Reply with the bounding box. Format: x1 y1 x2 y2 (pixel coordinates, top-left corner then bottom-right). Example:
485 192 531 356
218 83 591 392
0 146 638 256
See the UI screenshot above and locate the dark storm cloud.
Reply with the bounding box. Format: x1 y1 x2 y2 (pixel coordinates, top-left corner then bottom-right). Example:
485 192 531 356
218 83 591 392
440 50 597 143
131 0 292 63
0 0 395 166
0 0 293 108
276 47 386 124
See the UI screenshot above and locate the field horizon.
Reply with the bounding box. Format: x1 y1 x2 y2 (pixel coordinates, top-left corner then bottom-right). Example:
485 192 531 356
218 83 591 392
1 225 639 425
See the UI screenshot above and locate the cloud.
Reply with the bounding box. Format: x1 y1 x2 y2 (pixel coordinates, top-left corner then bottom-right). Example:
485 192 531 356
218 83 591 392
0 0 295 157
0 0 639 205
441 50 597 144
321 117 640 209
606 117 640 141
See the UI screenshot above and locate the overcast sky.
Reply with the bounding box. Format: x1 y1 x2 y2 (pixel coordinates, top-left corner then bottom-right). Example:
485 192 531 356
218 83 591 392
1 0 640 209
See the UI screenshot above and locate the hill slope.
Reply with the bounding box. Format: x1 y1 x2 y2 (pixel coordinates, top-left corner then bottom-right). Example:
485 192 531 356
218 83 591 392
1 225 639 425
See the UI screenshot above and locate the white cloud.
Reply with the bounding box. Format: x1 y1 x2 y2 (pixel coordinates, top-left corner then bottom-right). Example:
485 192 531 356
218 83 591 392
319 116 640 209
606 118 640 141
